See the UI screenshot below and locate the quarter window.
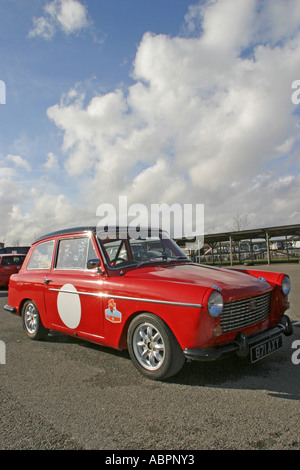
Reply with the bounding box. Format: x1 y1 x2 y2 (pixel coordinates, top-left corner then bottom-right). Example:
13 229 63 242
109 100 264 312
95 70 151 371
27 240 55 270
87 238 98 261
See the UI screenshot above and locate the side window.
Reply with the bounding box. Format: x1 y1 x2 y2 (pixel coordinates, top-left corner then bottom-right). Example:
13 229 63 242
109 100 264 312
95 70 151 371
101 239 129 267
56 237 90 270
27 241 55 270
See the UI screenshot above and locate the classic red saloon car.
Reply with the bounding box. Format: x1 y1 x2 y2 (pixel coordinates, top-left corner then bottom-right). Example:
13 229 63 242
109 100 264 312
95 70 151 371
4 226 293 380
0 254 26 287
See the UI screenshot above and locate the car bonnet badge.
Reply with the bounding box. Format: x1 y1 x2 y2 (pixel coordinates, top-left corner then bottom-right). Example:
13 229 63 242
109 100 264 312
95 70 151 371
249 299 257 312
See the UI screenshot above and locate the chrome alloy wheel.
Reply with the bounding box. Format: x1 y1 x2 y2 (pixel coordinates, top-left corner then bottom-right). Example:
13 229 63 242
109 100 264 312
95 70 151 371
24 302 38 335
132 322 165 371
22 300 49 340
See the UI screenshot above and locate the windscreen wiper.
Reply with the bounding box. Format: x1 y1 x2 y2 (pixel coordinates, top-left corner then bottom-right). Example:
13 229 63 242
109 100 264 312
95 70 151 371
135 255 190 267
167 256 191 262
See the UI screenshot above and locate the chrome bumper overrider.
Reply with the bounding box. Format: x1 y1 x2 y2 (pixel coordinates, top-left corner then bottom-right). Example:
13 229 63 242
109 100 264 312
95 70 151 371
183 315 294 361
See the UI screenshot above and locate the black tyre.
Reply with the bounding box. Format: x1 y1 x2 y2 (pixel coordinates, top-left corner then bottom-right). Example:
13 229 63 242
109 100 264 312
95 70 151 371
127 313 185 380
22 300 49 340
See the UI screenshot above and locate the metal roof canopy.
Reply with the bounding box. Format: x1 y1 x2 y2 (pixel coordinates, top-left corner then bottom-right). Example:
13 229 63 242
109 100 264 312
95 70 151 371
204 224 300 244
203 224 300 265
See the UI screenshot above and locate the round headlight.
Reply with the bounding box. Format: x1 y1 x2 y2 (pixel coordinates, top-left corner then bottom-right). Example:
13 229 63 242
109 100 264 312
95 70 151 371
282 275 291 296
208 291 224 318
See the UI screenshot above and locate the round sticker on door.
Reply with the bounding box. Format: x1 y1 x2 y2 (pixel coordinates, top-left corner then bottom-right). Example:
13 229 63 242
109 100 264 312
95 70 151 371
57 284 81 329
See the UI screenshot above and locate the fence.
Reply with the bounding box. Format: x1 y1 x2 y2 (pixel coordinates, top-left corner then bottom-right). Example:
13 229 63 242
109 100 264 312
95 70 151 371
197 245 300 265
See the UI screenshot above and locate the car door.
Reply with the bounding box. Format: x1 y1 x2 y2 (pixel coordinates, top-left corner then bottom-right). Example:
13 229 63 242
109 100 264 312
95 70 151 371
43 235 106 341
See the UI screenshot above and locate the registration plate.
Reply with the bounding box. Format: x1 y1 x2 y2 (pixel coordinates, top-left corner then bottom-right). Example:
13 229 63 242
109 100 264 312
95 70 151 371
250 335 282 363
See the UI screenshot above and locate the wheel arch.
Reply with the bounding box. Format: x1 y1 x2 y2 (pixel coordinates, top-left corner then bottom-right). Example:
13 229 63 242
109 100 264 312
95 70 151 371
118 309 153 350
117 308 182 351
18 298 32 317
125 310 186 380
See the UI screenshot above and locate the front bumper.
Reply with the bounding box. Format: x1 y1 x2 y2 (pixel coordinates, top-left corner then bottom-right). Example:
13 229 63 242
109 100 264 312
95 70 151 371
183 315 294 361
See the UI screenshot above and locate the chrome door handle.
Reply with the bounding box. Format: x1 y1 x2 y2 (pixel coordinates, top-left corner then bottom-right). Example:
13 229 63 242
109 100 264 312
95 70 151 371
44 279 53 285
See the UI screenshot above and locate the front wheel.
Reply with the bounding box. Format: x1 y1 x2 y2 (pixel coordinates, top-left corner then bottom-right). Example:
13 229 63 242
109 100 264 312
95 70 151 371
127 313 185 380
22 300 49 340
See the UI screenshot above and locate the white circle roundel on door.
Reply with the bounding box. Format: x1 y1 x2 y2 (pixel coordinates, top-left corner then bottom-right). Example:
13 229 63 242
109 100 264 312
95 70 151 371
57 284 81 329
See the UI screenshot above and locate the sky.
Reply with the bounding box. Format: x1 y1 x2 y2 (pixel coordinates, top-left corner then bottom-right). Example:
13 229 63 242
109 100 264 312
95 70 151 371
0 0 300 245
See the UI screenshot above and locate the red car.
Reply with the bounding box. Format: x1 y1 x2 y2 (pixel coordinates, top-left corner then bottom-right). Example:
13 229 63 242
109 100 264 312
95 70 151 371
4 227 293 380
0 254 26 287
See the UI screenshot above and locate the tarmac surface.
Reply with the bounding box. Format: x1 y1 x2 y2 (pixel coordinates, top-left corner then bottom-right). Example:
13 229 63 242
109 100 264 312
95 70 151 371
0 263 299 451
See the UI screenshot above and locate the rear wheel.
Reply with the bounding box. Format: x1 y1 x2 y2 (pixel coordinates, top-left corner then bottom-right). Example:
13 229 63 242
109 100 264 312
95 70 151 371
127 313 185 380
22 300 49 340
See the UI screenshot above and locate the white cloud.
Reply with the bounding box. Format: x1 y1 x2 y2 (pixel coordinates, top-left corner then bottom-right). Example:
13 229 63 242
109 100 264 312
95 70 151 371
44 0 300 234
5 194 85 245
0 162 25 244
254 0 300 45
45 0 89 34
29 0 89 40
6 154 31 171
4 0 300 244
28 15 55 40
43 152 59 170
0 154 85 244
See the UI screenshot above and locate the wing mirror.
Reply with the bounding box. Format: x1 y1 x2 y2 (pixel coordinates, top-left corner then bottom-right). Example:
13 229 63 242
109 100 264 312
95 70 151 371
87 258 105 274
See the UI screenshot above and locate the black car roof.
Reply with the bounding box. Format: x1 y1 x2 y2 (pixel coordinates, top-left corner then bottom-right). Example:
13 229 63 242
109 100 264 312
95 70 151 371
35 227 97 242
35 226 163 243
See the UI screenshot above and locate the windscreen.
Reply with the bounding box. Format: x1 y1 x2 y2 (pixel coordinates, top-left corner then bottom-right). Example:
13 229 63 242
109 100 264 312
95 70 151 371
97 229 188 269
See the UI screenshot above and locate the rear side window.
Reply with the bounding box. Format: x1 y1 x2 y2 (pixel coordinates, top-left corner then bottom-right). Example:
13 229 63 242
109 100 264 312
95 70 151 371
27 240 55 270
1 256 25 266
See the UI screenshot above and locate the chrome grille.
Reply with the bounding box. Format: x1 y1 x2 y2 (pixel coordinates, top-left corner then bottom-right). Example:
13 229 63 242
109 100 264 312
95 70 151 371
220 292 272 333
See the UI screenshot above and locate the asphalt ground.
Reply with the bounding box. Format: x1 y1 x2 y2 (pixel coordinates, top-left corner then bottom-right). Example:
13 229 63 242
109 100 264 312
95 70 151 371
0 263 299 452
